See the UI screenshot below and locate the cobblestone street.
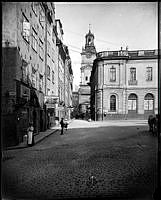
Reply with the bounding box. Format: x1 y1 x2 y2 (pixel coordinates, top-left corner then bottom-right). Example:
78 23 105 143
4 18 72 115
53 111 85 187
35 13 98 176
2 120 158 199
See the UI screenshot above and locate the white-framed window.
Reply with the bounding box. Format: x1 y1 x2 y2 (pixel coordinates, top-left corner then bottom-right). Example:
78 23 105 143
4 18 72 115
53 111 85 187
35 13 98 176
146 67 152 81
128 94 137 111
85 76 88 81
32 28 37 52
22 13 30 43
110 66 116 82
130 68 136 81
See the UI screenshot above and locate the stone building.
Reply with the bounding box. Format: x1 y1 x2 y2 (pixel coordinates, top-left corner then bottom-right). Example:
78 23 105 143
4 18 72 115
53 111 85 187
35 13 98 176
55 19 73 120
2 2 73 147
78 29 96 119
90 48 158 120
43 2 59 128
72 91 79 118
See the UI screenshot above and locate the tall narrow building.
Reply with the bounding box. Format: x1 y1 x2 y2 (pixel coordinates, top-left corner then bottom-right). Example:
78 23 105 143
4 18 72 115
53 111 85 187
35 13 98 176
78 28 96 118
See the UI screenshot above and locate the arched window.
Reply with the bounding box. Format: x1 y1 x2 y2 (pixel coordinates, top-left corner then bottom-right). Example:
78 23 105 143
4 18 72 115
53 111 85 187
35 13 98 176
128 93 137 112
110 95 116 111
144 93 154 111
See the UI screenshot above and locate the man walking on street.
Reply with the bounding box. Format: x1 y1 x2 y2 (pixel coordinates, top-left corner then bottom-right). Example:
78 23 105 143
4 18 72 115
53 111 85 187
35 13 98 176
60 118 64 135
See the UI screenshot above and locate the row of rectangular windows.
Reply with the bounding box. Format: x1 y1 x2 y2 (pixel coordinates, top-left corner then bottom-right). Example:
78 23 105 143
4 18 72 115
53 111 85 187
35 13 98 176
22 11 55 60
109 66 152 82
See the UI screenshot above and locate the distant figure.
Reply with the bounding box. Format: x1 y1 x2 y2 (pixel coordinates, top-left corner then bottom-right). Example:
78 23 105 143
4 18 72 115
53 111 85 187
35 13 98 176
64 119 68 131
148 114 157 135
27 122 34 147
60 118 64 135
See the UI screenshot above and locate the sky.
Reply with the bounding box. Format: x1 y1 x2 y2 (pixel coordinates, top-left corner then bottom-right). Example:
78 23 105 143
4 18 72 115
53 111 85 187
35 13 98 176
55 2 158 91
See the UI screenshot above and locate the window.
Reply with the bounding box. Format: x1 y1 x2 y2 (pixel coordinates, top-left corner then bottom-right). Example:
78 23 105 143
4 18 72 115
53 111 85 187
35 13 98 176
39 39 44 60
52 71 54 84
47 22 51 35
22 13 30 43
39 74 43 91
146 67 152 81
32 28 37 52
110 66 116 82
39 7 45 27
144 93 154 111
110 95 116 111
47 65 50 79
85 76 88 81
47 41 50 56
130 68 136 81
51 48 55 62
32 2 38 16
47 88 50 96
31 67 36 88
128 94 137 111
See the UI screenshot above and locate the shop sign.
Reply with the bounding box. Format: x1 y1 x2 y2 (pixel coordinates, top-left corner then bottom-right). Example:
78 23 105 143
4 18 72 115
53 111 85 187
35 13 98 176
44 96 59 104
9 91 16 96
46 103 55 109
20 85 30 100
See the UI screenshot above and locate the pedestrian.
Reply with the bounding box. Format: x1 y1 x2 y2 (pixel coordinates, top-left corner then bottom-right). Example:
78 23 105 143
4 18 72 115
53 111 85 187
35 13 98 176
60 118 64 135
27 122 34 147
64 119 68 131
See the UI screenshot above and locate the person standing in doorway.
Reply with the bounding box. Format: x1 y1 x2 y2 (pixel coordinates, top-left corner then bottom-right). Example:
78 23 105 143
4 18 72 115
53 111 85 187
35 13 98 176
27 122 34 147
60 118 64 135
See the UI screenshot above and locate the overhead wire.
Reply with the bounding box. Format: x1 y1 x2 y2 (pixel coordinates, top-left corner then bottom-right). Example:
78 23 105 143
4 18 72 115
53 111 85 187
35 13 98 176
64 28 125 47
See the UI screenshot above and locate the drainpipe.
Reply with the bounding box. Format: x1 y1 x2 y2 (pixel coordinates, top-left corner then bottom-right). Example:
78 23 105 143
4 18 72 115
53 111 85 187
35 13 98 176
44 5 48 129
44 6 47 96
102 63 104 121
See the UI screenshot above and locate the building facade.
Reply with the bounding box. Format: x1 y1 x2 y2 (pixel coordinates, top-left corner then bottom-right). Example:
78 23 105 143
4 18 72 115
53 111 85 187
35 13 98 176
90 48 158 120
78 29 96 119
2 2 73 147
72 91 79 118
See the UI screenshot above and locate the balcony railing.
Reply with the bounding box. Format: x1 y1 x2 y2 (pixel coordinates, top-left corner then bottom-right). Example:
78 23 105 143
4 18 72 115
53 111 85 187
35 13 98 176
96 49 158 59
128 80 138 85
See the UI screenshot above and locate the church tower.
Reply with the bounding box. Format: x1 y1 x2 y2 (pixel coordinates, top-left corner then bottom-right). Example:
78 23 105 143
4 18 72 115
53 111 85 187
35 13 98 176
78 27 96 117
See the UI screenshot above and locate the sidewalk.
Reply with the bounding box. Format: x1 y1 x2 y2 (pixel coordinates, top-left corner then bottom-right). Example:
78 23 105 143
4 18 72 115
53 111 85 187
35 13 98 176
4 128 59 151
4 119 74 151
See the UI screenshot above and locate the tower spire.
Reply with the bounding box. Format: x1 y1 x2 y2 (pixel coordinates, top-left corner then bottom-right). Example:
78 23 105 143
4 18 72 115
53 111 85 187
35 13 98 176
89 24 91 32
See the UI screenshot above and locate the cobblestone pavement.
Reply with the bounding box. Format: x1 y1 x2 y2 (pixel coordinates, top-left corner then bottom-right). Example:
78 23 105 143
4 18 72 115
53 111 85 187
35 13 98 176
2 120 158 200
